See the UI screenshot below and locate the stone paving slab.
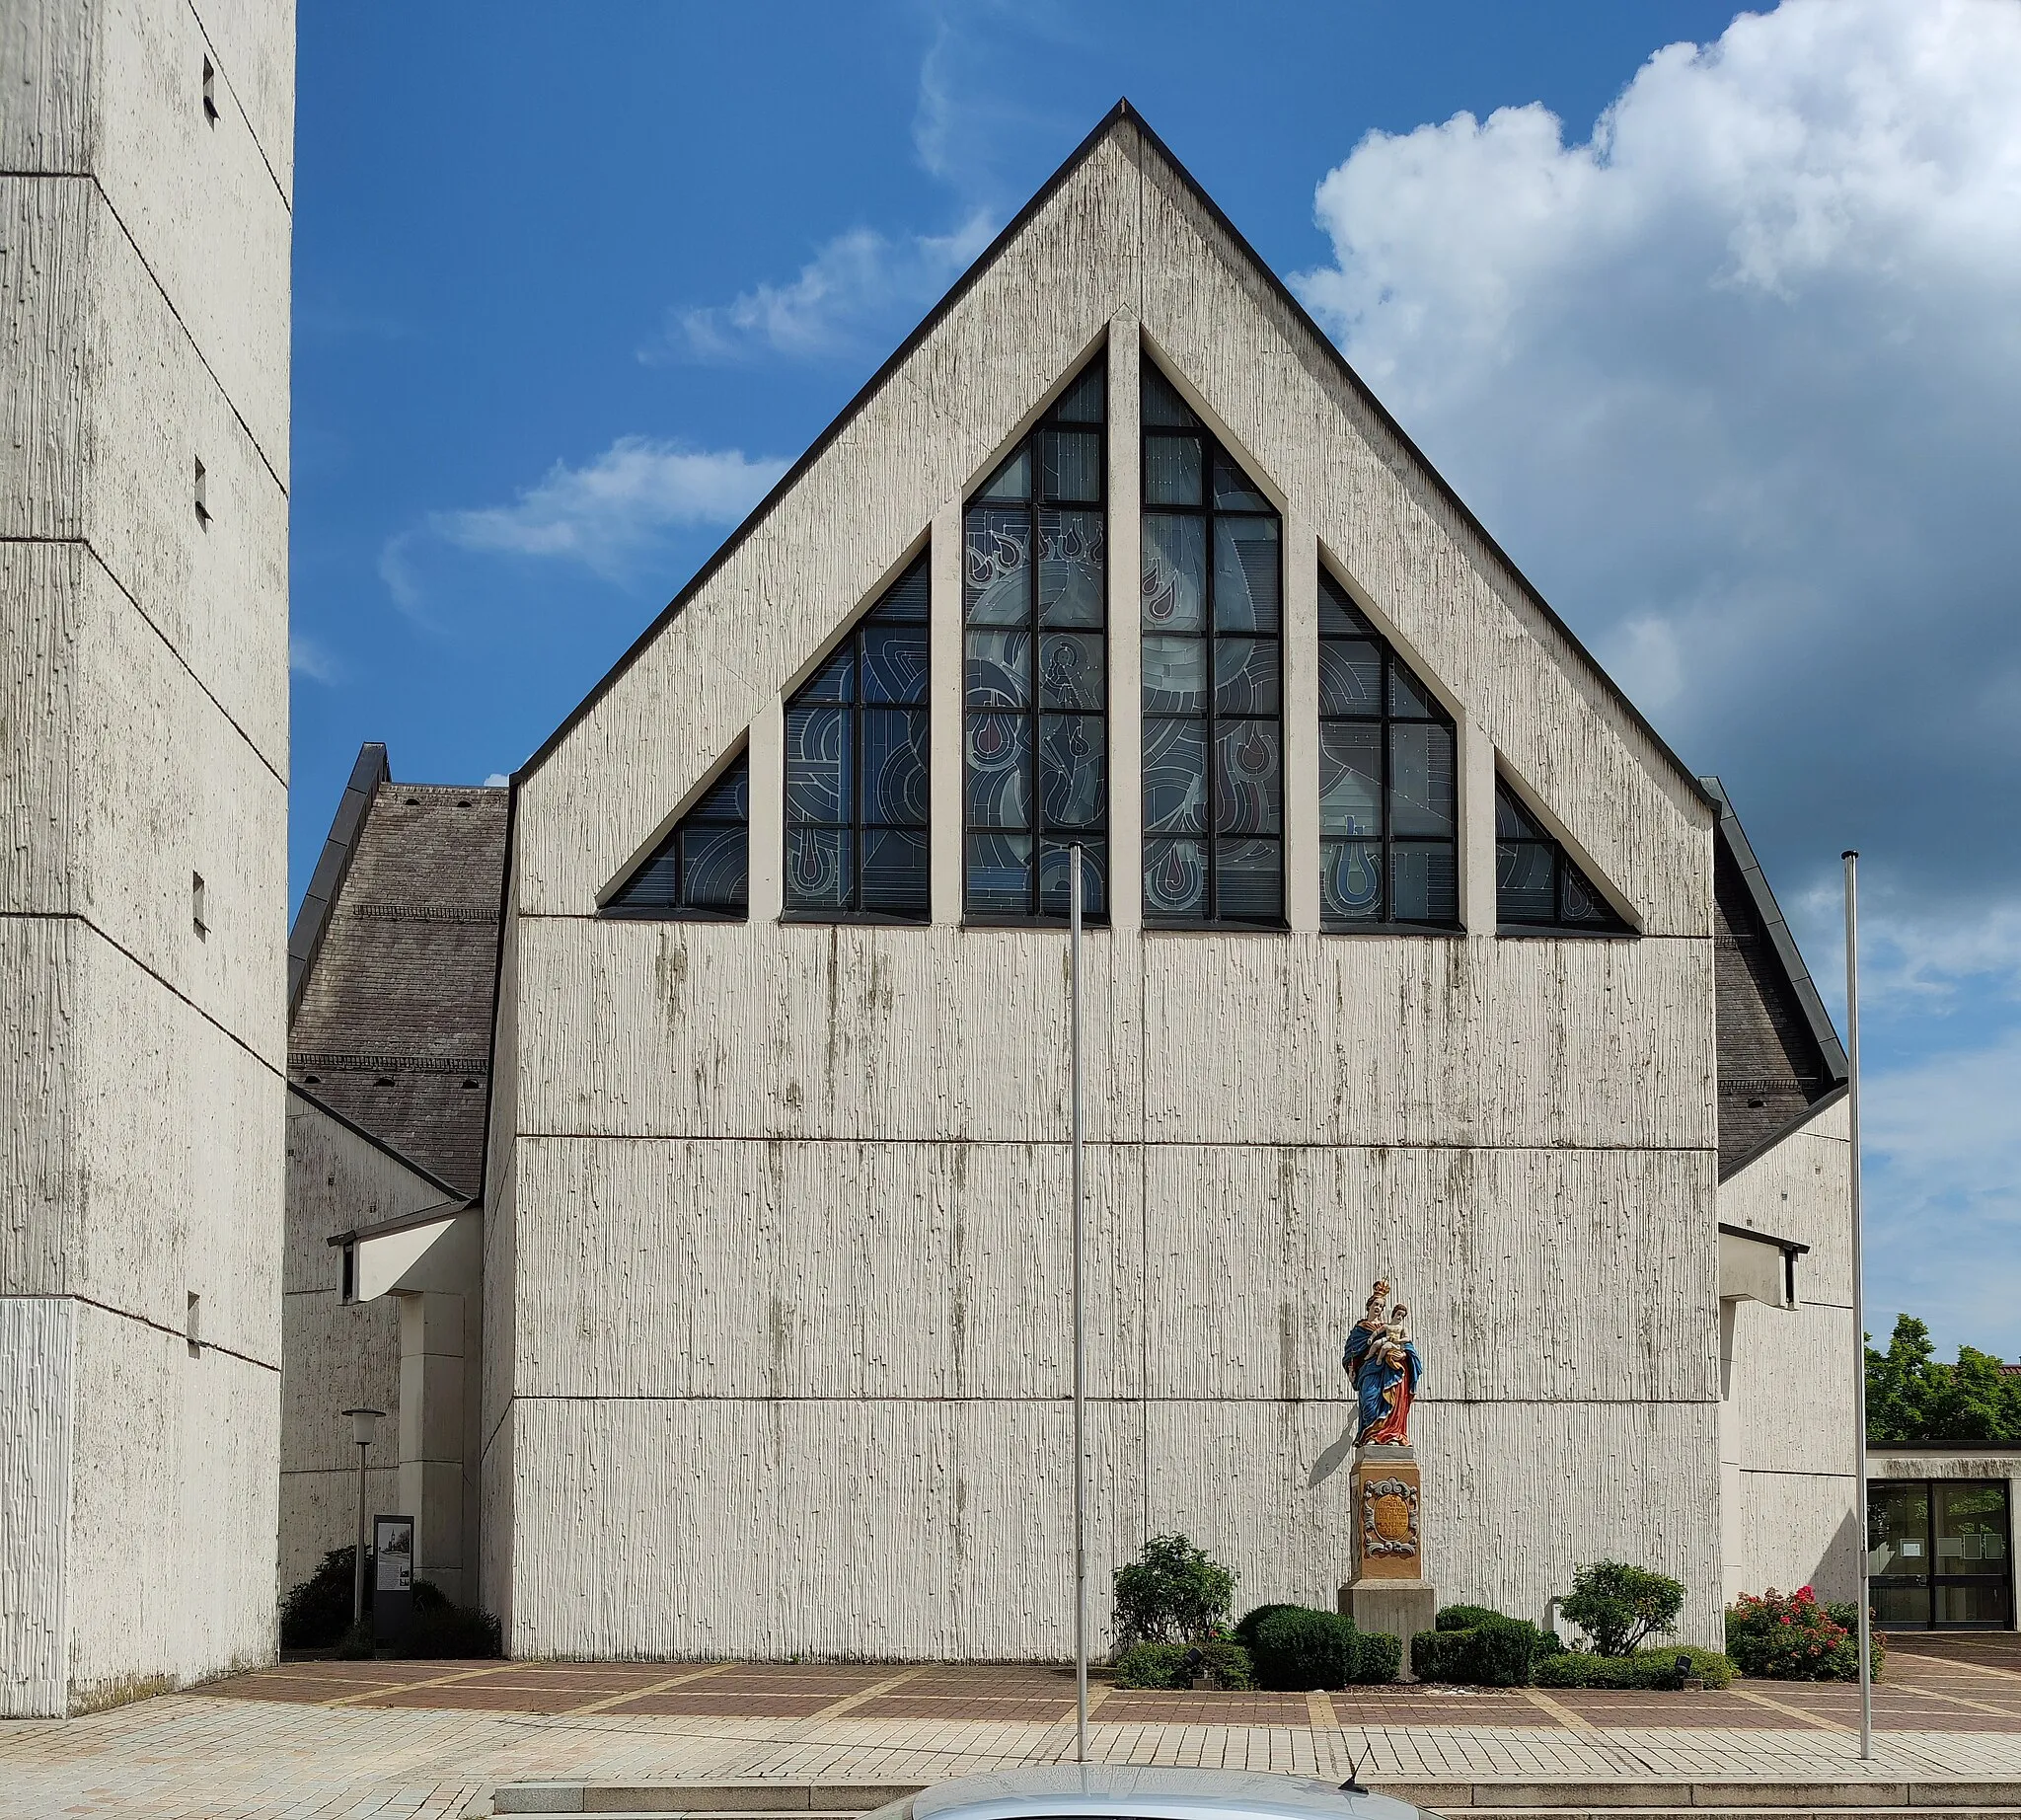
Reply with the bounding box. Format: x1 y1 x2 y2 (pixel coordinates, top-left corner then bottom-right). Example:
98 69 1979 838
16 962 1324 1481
11 1644 2021 1820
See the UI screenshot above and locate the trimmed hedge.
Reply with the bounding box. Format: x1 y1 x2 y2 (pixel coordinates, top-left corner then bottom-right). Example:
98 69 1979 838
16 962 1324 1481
1411 1610 1562 1687
1234 1603 1302 1650
1253 1608 1355 1690
1248 1606 1398 1687
1534 1645 1735 1690
1111 1640 1255 1691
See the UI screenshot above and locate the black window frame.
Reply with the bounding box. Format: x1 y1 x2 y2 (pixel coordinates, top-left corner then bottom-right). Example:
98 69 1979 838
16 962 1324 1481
962 355 1110 926
1495 775 1632 936
1140 361 1284 930
783 553 932 925
603 749 750 922
1316 568 1460 934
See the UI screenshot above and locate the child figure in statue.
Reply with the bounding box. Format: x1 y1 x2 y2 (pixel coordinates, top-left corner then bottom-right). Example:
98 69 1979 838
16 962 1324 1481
1342 1280 1423 1448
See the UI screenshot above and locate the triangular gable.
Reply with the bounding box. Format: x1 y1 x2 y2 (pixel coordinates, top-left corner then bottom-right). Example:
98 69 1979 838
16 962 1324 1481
515 102 1714 928
1702 776 1849 1178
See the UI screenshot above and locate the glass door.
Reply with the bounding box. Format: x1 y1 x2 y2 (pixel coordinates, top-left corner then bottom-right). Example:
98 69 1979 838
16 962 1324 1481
1869 1480 1932 1627
1933 1480 2012 1628
1870 1478 2014 1629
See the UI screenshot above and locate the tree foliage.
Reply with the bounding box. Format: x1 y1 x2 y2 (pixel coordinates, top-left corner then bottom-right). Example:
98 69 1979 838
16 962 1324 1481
1559 1560 1685 1656
1111 1533 1235 1645
1867 1315 2021 1444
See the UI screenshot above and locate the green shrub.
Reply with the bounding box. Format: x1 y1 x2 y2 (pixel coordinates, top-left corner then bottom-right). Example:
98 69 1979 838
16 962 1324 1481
280 1547 370 1649
1111 1639 1255 1690
334 1619 375 1661
404 1596 502 1659
1534 1645 1735 1690
1559 1560 1685 1656
1727 1586 1882 1682
1252 1607 1356 1690
1411 1613 1558 1686
1234 1602 1302 1650
1112 1641 1190 1689
1351 1629 1402 1685
1113 1534 1236 1645
1435 1603 1505 1632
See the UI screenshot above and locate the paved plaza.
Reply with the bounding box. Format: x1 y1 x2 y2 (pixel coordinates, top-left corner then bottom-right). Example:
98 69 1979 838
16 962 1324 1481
5 1636 2021 1820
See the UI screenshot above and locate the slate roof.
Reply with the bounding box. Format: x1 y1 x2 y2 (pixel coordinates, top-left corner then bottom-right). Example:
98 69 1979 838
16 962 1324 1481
1705 778 1849 1179
287 749 508 1197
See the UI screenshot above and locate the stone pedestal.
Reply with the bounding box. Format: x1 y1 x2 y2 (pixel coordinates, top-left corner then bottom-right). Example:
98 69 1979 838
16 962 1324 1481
1339 1443 1437 1681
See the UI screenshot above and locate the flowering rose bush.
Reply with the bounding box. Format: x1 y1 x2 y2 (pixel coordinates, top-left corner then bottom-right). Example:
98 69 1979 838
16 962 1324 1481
1725 1585 1884 1682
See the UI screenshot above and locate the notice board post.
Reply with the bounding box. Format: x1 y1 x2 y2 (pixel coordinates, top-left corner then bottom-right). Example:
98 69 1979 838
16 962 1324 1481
372 1515 414 1650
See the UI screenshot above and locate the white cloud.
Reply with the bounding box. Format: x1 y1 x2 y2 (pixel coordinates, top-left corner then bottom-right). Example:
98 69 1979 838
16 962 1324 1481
483 773 509 789
1292 0 2021 907
1290 0 2021 1355
288 632 340 685
661 211 997 363
424 438 787 586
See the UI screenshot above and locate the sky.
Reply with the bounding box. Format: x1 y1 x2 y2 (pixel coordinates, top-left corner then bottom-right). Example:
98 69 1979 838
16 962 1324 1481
292 0 2021 1361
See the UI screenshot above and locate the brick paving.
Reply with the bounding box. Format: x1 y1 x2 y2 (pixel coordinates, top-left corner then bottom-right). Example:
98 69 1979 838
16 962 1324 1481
9 1641 2021 1820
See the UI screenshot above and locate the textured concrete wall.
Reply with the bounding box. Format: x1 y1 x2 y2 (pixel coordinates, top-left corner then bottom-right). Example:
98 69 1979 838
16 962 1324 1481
0 0 292 1711
280 1097 452 1597
1719 1101 1857 1602
495 119 1727 1658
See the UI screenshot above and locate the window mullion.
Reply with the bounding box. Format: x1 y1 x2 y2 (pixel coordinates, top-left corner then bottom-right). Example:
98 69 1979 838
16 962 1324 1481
1028 488 1040 918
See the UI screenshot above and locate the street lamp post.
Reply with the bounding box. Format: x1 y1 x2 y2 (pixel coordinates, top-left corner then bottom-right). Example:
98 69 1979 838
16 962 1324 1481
341 1406 384 1630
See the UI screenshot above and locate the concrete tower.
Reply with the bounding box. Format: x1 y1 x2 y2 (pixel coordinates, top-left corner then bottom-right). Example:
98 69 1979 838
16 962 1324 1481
0 2 293 1713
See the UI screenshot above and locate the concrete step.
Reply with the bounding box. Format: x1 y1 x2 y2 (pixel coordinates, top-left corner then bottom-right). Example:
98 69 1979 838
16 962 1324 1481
479 1784 2021 1820
488 1784 920 1815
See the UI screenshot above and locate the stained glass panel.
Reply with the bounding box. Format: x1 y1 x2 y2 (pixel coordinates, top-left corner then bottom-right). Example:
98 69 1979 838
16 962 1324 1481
1318 722 1382 837
784 552 930 920
1318 640 1382 716
1143 719 1207 835
1142 365 1200 428
1390 721 1457 837
967 715 1033 829
1145 436 1203 506
1040 429 1101 503
1318 572 1374 637
680 825 746 909
1039 714 1106 828
1039 632 1106 710
977 447 1030 501
1215 720 1282 835
964 354 1108 921
1211 450 1269 512
965 508 1029 625
1142 635 1208 714
1143 837 1207 916
1038 510 1104 627
1142 514 1207 632
966 630 1030 712
1321 839 1384 923
1497 839 1556 923
1391 840 1458 926
1215 637 1280 716
1213 516 1281 633
785 706 850 822
1493 778 1628 932
1217 839 1282 922
1039 838 1107 918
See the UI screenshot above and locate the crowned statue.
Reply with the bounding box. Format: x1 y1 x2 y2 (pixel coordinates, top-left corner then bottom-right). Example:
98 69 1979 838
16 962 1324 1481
1341 1278 1423 1448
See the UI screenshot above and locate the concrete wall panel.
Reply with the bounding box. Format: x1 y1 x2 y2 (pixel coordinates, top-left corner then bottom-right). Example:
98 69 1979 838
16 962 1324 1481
1733 1469 1857 1605
0 175 287 771
63 1302 278 1708
0 1296 74 1715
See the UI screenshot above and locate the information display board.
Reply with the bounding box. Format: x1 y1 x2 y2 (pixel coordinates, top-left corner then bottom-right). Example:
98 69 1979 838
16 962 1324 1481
373 1514 414 1647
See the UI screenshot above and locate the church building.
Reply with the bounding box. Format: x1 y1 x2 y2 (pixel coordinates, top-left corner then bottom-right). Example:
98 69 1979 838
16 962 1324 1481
282 104 1856 1657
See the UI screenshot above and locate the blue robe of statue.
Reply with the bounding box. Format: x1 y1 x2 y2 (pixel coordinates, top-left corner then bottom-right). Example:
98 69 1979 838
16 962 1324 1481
1342 1320 1423 1446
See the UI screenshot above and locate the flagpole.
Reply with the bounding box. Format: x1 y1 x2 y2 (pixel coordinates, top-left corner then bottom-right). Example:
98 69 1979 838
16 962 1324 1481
1843 850 1873 1763
1071 844 1088 1765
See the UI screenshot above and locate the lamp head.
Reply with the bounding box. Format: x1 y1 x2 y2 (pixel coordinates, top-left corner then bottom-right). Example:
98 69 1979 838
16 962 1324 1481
342 1405 385 1448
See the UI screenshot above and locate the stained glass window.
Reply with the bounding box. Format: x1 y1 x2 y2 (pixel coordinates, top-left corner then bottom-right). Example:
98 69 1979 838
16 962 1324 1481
1317 569 1459 930
605 753 749 919
1495 777 1628 932
1142 362 1281 926
965 356 1107 922
785 555 931 920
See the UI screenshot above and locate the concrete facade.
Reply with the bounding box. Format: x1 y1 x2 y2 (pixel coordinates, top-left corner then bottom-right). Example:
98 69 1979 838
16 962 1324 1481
472 115 1853 1660
0 0 293 1713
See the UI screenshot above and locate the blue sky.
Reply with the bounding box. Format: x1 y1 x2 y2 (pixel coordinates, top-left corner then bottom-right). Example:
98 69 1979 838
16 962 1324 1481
291 1 2021 1360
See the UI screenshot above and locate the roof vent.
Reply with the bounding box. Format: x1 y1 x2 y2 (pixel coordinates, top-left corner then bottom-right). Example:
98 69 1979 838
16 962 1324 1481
403 796 419 806
373 1075 395 1087
461 1078 480 1090
302 1073 321 1085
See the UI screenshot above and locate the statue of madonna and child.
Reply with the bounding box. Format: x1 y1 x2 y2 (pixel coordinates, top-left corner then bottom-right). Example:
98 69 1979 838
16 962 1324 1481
1341 1278 1422 1450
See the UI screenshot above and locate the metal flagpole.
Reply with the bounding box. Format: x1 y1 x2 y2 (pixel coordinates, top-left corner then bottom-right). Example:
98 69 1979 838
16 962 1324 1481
1843 851 1873 1762
1071 844 1088 1765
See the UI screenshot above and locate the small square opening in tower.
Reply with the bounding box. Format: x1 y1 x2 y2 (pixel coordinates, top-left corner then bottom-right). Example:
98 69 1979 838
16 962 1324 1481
202 57 217 123
193 456 210 526
191 871 207 937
